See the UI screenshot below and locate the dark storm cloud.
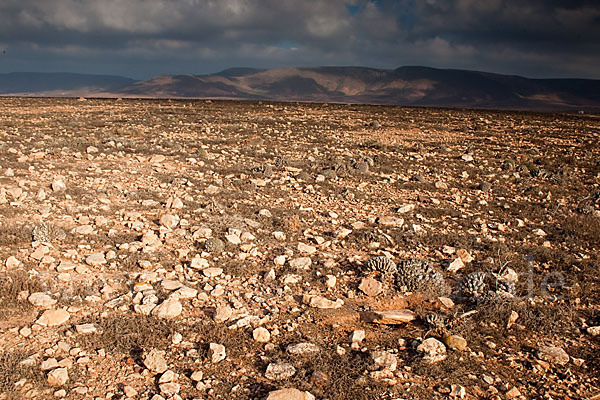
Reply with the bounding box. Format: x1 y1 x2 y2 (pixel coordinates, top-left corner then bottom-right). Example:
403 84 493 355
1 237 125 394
0 0 598 79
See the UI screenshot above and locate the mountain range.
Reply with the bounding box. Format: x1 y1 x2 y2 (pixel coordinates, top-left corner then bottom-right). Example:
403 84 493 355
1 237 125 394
1 66 599 112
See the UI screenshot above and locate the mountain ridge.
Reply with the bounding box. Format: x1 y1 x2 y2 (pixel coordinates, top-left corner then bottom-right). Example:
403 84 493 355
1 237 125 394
1 67 599 112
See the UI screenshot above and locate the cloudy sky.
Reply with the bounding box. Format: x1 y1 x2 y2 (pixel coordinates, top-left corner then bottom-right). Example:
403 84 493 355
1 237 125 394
0 0 598 79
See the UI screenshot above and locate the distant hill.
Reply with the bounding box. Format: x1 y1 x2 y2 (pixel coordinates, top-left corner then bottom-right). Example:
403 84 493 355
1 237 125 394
2 67 599 112
0 72 137 95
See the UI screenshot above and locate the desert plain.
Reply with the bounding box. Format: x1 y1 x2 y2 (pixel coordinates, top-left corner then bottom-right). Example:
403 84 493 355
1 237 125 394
0 97 599 399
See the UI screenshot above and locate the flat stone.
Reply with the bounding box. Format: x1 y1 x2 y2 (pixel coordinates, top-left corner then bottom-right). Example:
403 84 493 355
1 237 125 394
297 242 317 254
370 309 416 325
41 358 59 370
171 286 198 300
358 277 383 297
144 349 168 373
371 351 398 371
289 257 312 269
151 298 182 319
350 330 365 344
505 387 522 399
149 154 166 163
396 204 415 214
85 252 106 266
6 256 22 268
36 309 70 327
51 179 66 192
213 304 233 323
447 257 465 273
537 345 569 365
209 343 226 363
72 225 94 235
286 342 321 355
28 292 57 309
160 214 180 229
75 323 97 334
266 388 315 400
203 267 223 277
265 362 296 380
303 294 343 309
159 382 181 396
190 257 209 269
225 234 241 245
377 216 404 227
417 338 447 363
47 367 68 386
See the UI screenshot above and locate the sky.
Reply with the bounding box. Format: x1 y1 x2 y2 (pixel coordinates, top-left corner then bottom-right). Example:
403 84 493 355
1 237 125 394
0 0 598 80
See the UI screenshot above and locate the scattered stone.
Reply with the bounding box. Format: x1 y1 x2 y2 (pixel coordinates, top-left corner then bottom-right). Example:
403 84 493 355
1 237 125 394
537 345 570 365
303 294 343 309
265 362 296 380
286 343 321 355
85 253 106 266
507 311 519 329
151 298 183 319
209 343 226 363
289 257 312 269
450 384 466 398
444 335 468 352
505 387 522 399
396 204 415 214
47 367 69 387
28 292 57 309
417 338 447 363
75 323 97 334
160 214 180 229
447 257 465 273
5 256 21 268
265 388 315 400
359 277 383 297
369 309 416 325
36 309 70 327
588 326 600 336
144 349 168 373
51 179 66 192
297 242 317 254
253 327 271 343
214 304 233 323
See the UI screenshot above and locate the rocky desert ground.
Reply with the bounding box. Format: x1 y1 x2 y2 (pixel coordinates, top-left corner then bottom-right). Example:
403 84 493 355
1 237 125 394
0 97 599 400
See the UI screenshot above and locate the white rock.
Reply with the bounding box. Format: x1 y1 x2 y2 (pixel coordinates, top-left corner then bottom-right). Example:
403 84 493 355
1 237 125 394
28 292 57 309
36 309 70 327
447 257 465 273
160 214 180 229
213 304 233 323
377 216 404 227
273 231 286 241
266 388 315 400
190 256 209 269
85 252 106 266
209 343 226 363
286 342 321 355
152 298 182 319
289 257 312 269
51 179 66 192
253 327 271 343
47 367 69 386
417 338 447 363
144 349 168 373
371 351 398 371
5 256 21 268
72 225 94 235
350 330 365 344
303 294 343 309
297 242 317 254
171 286 198 300
588 326 600 336
397 204 415 214
149 154 166 163
159 382 180 396
265 362 296 380
75 323 97 334
225 234 241 245
158 370 176 383
41 358 59 370
203 267 223 277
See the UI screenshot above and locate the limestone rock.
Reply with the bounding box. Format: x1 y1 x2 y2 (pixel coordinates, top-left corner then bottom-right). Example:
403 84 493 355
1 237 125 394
286 343 321 355
417 338 447 363
359 277 383 297
36 309 70 327
265 362 296 380
47 367 69 386
266 388 315 400
209 343 226 363
537 345 569 365
144 349 168 373
253 327 271 343
28 292 57 309
303 294 343 309
151 298 182 319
